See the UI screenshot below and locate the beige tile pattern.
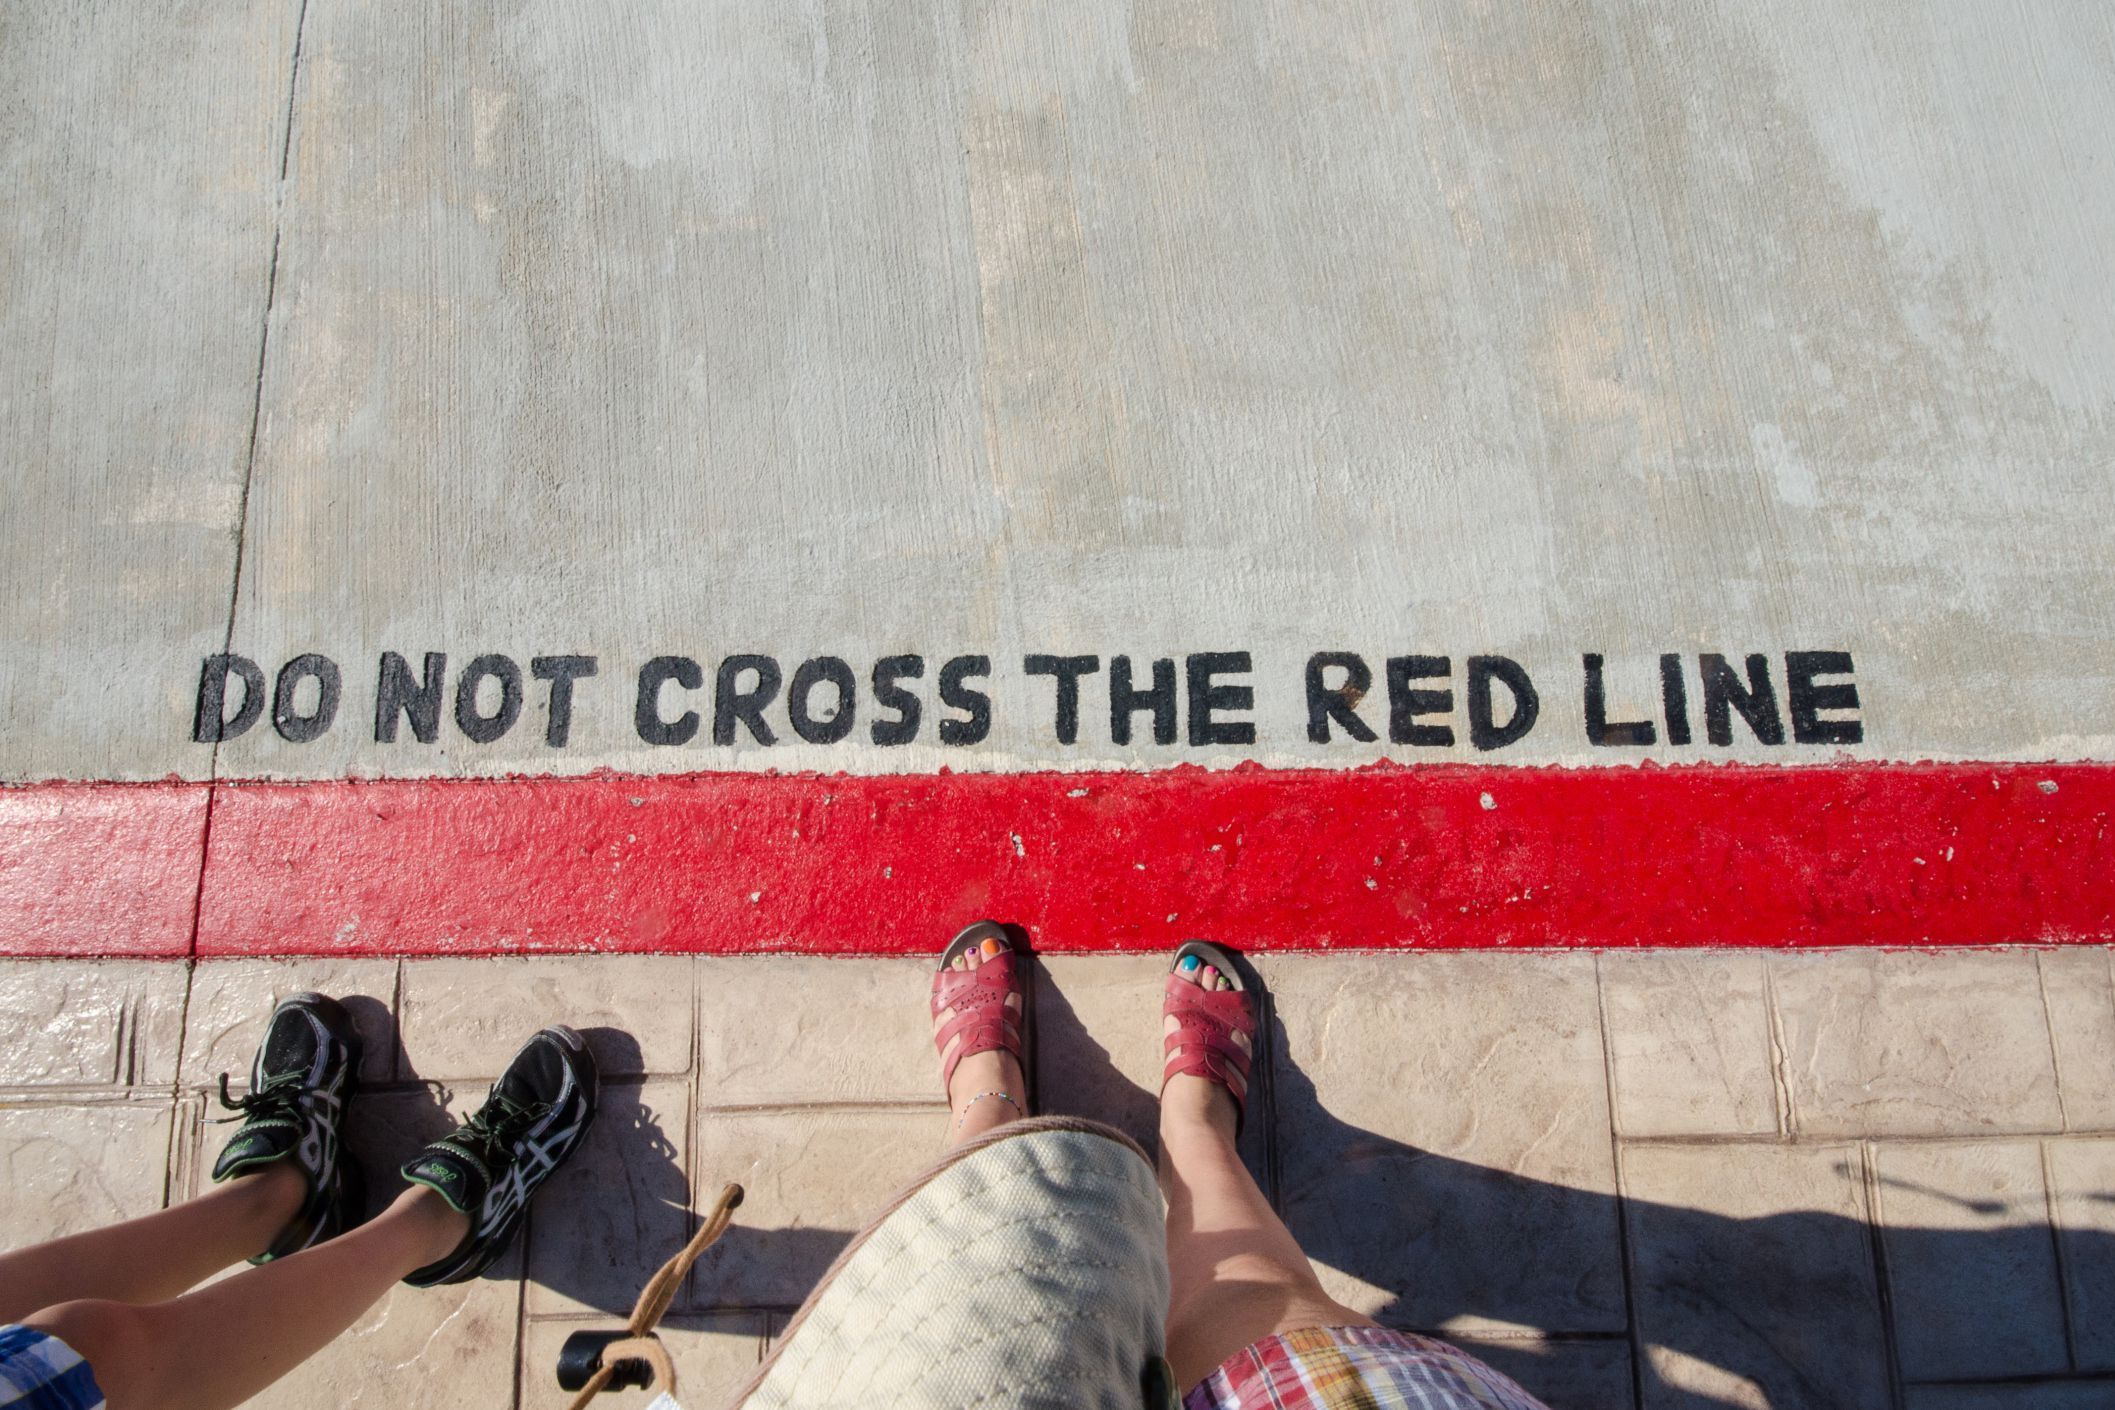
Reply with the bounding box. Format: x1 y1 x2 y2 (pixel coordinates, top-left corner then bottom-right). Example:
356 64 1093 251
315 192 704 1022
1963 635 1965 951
4 947 2115 1408
1870 1140 2067 1380
697 956 935 1105
1771 950 2063 1136
176 957 398 1086
1622 1142 1891 1410
0 959 189 1086
398 956 693 1079
526 1078 694 1317
1264 952 1625 1334
689 1108 943 1309
1601 950 1778 1137
2040 947 2115 1132
258 1255 523 1410
0 1099 175 1247
1035 953 1176 1152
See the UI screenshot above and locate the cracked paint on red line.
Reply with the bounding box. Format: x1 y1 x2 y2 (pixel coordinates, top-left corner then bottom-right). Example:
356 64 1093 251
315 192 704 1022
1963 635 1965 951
3 765 2112 957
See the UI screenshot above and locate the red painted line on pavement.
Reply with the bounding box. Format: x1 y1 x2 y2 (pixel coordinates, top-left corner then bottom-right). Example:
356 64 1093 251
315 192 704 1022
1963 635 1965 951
5 762 2108 957
0 782 210 957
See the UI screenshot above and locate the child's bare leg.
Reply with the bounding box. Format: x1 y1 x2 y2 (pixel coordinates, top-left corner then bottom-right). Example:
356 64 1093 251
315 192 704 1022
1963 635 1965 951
21 1185 466 1410
3 989 368 1324
0 1163 304 1322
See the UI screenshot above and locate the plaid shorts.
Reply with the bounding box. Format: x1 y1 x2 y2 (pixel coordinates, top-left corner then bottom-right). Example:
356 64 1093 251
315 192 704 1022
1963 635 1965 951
0 1326 105 1410
1183 1325 1552 1410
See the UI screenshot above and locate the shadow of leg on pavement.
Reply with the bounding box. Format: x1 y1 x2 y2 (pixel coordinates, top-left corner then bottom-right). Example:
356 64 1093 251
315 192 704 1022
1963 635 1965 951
1263 1000 2112 1408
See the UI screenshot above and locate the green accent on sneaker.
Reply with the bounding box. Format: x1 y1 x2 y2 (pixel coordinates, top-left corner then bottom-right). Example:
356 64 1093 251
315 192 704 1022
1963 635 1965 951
400 1027 598 1288
208 1075 306 1182
403 1155 481 1214
207 993 363 1264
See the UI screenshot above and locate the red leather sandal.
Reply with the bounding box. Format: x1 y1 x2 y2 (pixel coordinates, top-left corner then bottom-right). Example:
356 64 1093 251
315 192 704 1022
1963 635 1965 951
930 920 1032 1112
1161 940 1257 1134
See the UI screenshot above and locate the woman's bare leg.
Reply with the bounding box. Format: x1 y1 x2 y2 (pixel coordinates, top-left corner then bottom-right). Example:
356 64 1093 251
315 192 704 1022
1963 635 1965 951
1159 959 1375 1390
20 1185 467 1410
0 1162 305 1322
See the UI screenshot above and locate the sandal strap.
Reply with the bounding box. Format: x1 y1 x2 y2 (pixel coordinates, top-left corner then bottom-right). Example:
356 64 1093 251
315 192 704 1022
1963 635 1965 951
930 946 1018 1013
1161 1025 1253 1085
1160 970 1256 1123
1161 1025 1251 1076
931 949 1024 1093
1163 972 1255 1045
1163 1045 1249 1103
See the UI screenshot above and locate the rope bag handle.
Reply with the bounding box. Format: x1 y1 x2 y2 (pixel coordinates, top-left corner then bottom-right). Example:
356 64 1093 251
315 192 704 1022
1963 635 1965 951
564 1182 746 1409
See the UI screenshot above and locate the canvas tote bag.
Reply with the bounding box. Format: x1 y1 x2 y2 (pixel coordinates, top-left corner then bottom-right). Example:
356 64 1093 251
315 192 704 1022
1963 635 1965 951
728 1115 1174 1410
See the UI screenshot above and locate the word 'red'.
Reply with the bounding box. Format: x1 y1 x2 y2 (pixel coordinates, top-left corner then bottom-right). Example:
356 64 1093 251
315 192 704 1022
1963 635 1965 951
190 649 1860 750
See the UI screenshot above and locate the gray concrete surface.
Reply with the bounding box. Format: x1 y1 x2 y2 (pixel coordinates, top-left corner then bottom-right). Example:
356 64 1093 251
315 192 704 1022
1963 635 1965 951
3 947 2114 1407
0 0 300 780
5 1 2114 781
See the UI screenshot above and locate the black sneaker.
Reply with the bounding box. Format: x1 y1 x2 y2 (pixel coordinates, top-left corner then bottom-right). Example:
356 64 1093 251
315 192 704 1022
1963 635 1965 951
210 992 364 1262
399 1026 598 1287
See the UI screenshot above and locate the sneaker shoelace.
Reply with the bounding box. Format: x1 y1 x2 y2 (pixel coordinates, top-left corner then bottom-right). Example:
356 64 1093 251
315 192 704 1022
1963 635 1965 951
446 1091 550 1170
211 1071 310 1127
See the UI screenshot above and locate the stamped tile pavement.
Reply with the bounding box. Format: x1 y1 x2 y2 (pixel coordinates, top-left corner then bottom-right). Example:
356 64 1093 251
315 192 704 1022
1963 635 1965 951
2 947 2113 1408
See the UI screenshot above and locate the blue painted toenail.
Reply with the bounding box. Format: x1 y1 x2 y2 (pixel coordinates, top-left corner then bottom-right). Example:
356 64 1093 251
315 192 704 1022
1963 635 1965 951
1180 955 1200 970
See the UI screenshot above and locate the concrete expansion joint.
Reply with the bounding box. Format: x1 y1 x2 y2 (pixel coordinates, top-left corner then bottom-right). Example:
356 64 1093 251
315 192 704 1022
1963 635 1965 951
2035 1136 2084 1376
2035 951 2077 1133
0 1087 183 1111
694 1100 951 1117
1615 1130 2094 1149
1857 1141 1908 1394
1763 963 1796 1139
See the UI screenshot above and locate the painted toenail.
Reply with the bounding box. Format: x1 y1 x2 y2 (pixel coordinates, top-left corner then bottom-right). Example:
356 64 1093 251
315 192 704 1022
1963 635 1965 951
981 937 1002 956
1181 955 1200 971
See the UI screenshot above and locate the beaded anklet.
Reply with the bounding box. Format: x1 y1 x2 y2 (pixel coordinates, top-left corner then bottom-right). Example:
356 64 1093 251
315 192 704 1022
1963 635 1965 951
953 1090 1023 1128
